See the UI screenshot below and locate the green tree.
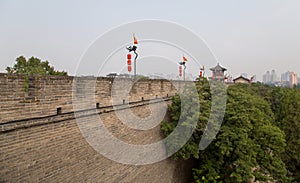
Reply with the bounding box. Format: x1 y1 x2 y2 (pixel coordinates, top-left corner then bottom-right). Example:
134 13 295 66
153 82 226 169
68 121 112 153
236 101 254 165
161 78 212 160
162 82 289 182
272 88 300 181
195 85 287 182
249 84 300 181
6 56 67 76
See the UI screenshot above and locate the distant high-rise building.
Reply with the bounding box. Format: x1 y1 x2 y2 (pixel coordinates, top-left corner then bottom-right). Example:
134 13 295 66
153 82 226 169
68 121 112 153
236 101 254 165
263 70 278 84
290 72 298 87
286 72 291 82
263 74 267 83
281 71 290 82
271 70 277 83
263 71 271 83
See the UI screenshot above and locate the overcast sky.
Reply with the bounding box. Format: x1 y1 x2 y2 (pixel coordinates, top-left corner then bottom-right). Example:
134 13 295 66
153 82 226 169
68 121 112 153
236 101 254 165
0 0 300 81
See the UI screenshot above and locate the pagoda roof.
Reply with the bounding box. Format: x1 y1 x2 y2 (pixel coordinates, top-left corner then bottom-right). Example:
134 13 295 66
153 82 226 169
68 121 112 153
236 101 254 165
233 75 250 82
210 63 227 71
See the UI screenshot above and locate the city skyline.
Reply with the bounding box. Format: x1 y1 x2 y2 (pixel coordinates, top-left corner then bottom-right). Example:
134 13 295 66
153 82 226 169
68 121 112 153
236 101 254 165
262 69 299 87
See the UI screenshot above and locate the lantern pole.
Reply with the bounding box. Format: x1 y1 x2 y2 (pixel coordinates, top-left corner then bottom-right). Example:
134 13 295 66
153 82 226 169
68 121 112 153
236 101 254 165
134 52 138 80
126 34 138 80
126 46 138 80
179 55 188 81
179 61 186 81
183 64 186 81
200 65 205 80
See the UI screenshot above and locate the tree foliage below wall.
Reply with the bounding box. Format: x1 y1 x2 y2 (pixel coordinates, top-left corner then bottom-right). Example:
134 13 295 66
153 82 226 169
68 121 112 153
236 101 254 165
161 80 300 183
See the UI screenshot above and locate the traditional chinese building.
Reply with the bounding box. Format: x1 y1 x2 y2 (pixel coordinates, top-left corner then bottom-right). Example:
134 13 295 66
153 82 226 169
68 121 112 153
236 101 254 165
233 75 250 84
210 63 227 82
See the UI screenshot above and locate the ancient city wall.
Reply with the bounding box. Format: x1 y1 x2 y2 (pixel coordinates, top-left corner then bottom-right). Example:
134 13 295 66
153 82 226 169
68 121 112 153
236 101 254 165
0 73 183 123
0 74 193 182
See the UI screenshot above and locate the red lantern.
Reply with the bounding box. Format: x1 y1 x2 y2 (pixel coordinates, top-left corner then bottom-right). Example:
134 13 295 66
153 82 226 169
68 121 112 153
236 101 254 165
179 66 182 77
127 59 131 65
127 54 132 72
200 70 203 78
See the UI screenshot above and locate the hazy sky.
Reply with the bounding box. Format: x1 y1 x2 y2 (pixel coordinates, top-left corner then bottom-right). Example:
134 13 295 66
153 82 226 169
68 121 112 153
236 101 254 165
1 0 300 81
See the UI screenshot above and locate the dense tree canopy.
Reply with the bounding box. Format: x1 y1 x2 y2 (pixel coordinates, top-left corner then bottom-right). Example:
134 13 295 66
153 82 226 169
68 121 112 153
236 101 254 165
161 80 300 182
6 56 67 76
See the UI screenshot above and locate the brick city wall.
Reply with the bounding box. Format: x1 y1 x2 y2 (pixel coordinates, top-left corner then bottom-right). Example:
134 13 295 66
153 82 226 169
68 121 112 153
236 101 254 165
0 73 184 123
0 74 193 182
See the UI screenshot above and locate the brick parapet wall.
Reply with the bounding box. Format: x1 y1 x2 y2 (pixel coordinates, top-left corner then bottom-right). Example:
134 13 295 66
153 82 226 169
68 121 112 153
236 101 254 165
0 74 185 123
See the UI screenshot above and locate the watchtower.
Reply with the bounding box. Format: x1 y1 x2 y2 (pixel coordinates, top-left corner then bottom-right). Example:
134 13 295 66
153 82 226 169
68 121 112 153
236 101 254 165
210 63 227 82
